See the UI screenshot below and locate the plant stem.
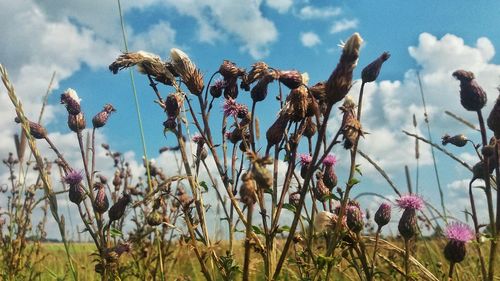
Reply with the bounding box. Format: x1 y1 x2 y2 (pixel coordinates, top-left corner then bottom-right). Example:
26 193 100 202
404 238 410 281
243 204 254 281
448 262 455 281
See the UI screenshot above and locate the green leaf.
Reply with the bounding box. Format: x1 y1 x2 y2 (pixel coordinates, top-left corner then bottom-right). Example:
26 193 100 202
252 225 264 235
348 177 360 187
277 225 291 233
282 203 296 213
109 227 123 238
355 164 363 176
199 181 209 192
321 193 341 201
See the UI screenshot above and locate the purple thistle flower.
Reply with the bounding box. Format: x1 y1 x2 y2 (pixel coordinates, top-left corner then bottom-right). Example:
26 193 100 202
396 194 424 210
214 78 227 89
299 154 312 166
192 134 204 144
322 154 337 166
445 222 474 243
63 170 83 186
223 98 240 117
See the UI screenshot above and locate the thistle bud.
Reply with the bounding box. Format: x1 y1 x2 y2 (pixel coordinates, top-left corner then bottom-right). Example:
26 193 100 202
68 184 86 204
452 70 487 112
15 118 47 139
93 183 109 214
279 70 303 89
361 52 390 83
251 72 274 102
487 91 500 138
60 88 81 115
325 33 363 106
92 104 116 128
163 117 177 131
441 134 468 147
322 154 338 190
165 93 183 118
266 114 289 150
314 172 331 202
346 205 363 233
398 208 418 240
209 79 226 98
68 113 86 133
374 202 391 228
289 191 301 207
147 211 163 226
299 154 312 179
108 193 131 222
239 173 257 206
224 77 239 99
219 60 245 79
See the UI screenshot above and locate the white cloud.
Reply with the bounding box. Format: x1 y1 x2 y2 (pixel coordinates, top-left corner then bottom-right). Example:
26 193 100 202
162 0 278 59
297 5 342 20
130 21 177 58
330 18 359 34
265 0 293 14
300 32 321 47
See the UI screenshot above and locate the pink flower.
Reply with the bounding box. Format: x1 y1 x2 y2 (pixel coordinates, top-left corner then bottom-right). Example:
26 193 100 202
63 170 83 186
299 154 312 166
396 194 424 210
322 154 337 166
192 134 204 144
445 222 474 242
222 98 247 117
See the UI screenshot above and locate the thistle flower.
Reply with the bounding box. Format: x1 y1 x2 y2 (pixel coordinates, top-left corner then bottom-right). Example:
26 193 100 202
340 97 361 149
69 183 86 205
285 86 310 122
108 193 131 222
60 88 81 115
444 222 474 264
322 154 338 190
441 134 468 147
361 52 390 83
314 172 331 202
397 194 423 240
92 104 116 128
224 77 239 99
346 205 363 233
209 78 226 98
299 154 313 179
452 70 487 111
279 70 303 89
374 202 391 228
325 33 363 106
63 170 83 186
239 173 257 206
165 93 183 118
93 183 109 214
487 91 500 137
14 117 47 139
192 134 204 145
223 98 246 117
219 60 245 80
68 113 86 133
109 51 176 85
303 117 317 138
266 113 289 151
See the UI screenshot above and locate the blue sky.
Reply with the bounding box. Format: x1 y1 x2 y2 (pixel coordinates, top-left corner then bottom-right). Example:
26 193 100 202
1 0 500 238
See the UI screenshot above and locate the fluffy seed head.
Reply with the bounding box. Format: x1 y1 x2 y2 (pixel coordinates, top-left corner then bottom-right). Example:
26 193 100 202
60 88 82 115
396 194 424 210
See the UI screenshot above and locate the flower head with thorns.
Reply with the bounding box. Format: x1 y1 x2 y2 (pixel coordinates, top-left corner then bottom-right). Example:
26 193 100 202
223 98 247 117
322 154 337 166
396 194 424 210
192 134 204 144
63 170 83 186
299 154 312 166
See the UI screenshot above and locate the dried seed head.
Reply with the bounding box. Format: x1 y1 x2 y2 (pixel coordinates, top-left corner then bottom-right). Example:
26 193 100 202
279 70 303 90
108 193 131 222
285 86 310 122
452 70 487 111
251 72 275 102
239 173 257 206
219 60 245 80
398 208 418 240
224 77 239 99
441 134 468 147
361 52 390 83
346 205 363 233
170 48 204 95
60 88 81 115
325 33 363 106
93 183 109 214
163 117 177 131
15 118 47 139
374 202 391 228
109 51 176 85
92 104 116 128
67 113 86 133
303 117 317 138
147 211 163 226
69 183 86 205
314 211 335 233
266 113 289 150
340 97 361 149
241 61 268 90
487 91 500 137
